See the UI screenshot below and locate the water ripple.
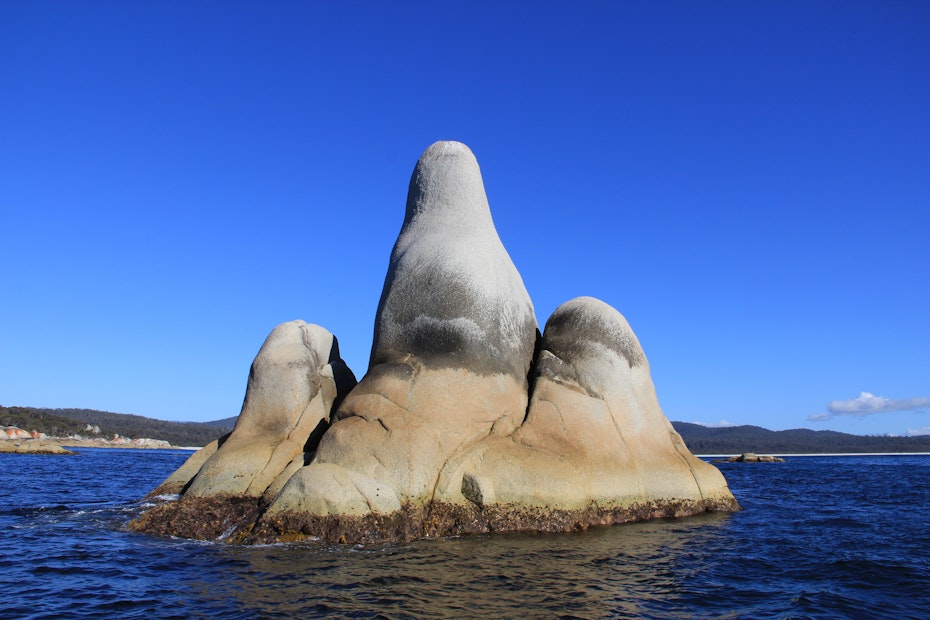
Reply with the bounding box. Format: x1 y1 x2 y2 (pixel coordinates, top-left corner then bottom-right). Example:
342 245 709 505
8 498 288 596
2 450 930 618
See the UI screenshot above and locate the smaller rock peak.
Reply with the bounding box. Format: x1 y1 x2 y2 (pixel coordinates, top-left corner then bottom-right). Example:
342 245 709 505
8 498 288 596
543 297 647 368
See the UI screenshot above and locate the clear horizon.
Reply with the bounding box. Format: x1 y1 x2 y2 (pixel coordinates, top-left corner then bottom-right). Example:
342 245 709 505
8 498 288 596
2 2 928 436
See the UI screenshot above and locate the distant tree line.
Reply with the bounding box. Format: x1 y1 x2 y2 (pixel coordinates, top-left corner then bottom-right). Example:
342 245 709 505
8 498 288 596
1 407 90 438
671 422 930 454
0 406 232 447
4 405 928 453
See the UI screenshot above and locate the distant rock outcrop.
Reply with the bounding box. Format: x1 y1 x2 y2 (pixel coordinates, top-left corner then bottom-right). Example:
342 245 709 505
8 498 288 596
131 141 738 544
0 438 75 455
724 453 785 463
2 427 33 440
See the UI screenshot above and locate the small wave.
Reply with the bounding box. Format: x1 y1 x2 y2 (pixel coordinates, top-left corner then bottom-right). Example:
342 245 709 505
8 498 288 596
152 493 181 502
215 524 239 542
5 504 71 517
4 450 930 618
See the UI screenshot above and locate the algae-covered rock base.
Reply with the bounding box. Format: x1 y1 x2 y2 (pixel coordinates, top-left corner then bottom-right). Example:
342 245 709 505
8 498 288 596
131 141 739 544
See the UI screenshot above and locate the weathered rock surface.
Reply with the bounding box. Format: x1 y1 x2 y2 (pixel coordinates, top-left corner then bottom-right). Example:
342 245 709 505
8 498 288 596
451 297 734 511
2 427 33 440
146 437 223 496
131 141 738 544
181 320 356 499
369 140 537 377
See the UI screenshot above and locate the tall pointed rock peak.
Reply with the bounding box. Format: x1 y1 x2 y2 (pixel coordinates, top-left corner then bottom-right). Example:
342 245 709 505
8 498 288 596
404 140 491 225
371 140 537 378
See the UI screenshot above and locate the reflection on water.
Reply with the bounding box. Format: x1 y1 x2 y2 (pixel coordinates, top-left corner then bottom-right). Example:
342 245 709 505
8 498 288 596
218 513 733 619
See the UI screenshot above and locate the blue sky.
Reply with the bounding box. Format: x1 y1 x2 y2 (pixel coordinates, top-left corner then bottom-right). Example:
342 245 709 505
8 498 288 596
2 1 928 436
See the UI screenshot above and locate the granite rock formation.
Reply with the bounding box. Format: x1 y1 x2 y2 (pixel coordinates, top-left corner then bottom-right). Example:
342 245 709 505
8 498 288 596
451 296 733 511
263 141 538 519
131 141 738 544
164 321 357 500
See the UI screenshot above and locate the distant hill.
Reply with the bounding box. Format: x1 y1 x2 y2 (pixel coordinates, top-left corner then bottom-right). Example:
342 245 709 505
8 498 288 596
0 406 233 447
203 417 238 429
671 421 930 454
4 405 928 453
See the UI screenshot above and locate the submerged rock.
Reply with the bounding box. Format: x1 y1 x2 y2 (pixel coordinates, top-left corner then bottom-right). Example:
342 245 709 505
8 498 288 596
131 141 739 544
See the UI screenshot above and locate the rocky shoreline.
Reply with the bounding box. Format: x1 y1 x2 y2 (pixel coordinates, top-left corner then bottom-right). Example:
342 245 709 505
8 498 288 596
0 440 76 455
1 426 178 454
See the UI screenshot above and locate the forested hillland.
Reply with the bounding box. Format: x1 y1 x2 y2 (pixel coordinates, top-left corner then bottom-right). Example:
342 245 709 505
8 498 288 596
673 421 930 454
3 405 929 453
0 406 232 448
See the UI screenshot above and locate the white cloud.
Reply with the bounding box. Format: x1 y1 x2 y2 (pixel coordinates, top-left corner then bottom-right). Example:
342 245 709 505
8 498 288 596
825 392 930 416
906 427 930 437
807 412 830 422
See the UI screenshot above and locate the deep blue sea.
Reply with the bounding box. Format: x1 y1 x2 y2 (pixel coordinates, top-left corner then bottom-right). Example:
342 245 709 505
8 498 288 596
2 449 928 619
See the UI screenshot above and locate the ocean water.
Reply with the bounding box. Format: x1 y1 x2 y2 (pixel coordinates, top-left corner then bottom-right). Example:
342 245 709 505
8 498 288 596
1 449 928 619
